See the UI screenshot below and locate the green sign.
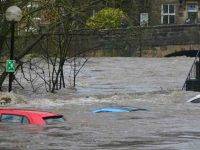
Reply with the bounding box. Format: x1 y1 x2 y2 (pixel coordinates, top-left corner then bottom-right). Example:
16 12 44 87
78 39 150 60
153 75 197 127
6 60 15 73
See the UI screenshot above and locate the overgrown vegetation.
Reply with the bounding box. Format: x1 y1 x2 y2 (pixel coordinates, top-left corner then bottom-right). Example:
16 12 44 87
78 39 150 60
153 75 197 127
86 7 127 29
0 0 150 93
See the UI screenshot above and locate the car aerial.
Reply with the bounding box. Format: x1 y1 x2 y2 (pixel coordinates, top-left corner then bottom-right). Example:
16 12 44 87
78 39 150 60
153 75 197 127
0 108 65 126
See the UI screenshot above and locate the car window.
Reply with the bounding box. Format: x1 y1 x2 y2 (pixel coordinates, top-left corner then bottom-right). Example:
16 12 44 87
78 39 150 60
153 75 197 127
43 116 65 124
1 114 29 124
22 116 29 124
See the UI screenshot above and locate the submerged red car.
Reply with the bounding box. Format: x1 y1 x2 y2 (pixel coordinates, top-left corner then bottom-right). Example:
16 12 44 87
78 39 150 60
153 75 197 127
0 108 65 126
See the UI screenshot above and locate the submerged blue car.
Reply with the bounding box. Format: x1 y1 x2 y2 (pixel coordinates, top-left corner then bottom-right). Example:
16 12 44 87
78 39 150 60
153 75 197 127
93 106 147 113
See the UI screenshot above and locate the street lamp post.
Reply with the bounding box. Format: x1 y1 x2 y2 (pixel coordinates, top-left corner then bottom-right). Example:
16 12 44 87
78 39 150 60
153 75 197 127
5 6 22 92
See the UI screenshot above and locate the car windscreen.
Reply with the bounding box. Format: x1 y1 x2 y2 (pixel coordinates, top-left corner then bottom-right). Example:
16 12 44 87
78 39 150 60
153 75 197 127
0 114 29 124
43 115 65 124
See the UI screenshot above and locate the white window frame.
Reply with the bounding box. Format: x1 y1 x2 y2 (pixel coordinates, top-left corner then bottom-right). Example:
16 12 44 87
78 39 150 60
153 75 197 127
161 4 175 24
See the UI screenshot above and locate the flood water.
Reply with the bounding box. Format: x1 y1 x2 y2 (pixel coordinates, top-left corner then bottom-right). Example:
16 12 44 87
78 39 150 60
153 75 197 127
1 57 200 150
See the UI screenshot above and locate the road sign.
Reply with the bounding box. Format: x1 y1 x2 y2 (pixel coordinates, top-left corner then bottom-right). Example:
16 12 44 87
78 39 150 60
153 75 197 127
6 60 15 73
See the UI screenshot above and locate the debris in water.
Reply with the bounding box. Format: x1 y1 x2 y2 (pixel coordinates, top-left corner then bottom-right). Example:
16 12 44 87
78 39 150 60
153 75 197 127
0 97 11 105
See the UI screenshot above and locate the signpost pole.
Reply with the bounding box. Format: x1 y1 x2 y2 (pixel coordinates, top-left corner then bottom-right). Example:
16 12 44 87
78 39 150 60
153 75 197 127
5 6 22 92
8 22 15 92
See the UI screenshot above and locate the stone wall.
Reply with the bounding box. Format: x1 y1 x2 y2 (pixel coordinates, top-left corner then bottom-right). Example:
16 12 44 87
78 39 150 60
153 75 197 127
53 24 200 57
141 24 200 57
2 24 200 58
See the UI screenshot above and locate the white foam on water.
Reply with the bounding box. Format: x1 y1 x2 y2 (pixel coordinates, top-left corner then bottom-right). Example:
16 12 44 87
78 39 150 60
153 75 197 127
27 98 66 108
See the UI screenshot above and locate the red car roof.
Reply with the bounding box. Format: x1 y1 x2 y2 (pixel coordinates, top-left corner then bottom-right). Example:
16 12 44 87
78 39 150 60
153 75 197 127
0 108 60 118
0 108 62 125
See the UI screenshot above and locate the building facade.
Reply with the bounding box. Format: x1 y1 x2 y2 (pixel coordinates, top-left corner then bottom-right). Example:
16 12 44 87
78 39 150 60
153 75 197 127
149 0 200 25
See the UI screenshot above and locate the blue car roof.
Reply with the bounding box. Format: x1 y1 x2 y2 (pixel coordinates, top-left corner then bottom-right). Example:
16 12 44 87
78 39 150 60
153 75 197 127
93 107 147 113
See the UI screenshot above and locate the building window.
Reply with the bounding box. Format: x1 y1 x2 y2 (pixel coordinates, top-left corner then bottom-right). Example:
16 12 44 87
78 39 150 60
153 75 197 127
161 4 175 24
92 9 96 17
187 3 198 12
187 3 198 24
140 13 149 26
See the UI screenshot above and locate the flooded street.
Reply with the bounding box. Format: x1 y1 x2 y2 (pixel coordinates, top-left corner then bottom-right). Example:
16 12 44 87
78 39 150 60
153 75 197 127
1 57 200 150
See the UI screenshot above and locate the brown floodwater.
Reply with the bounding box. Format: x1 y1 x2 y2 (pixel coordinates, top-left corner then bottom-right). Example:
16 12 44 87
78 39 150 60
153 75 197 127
1 57 200 150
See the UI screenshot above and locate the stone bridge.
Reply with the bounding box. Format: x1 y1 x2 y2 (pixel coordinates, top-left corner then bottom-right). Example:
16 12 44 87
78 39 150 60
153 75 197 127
1 24 200 58
141 24 200 57
68 24 200 57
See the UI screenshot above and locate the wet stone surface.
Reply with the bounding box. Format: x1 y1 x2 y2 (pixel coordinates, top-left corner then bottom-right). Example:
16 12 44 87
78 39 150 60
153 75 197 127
1 57 200 150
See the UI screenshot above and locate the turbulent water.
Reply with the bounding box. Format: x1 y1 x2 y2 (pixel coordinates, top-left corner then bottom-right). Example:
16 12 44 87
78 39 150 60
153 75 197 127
1 57 200 150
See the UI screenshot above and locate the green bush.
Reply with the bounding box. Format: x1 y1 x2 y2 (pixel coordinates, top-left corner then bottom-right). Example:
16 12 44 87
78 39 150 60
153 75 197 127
86 8 126 29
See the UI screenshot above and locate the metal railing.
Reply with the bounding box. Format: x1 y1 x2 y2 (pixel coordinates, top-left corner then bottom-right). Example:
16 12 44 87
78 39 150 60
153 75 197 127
182 50 200 90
